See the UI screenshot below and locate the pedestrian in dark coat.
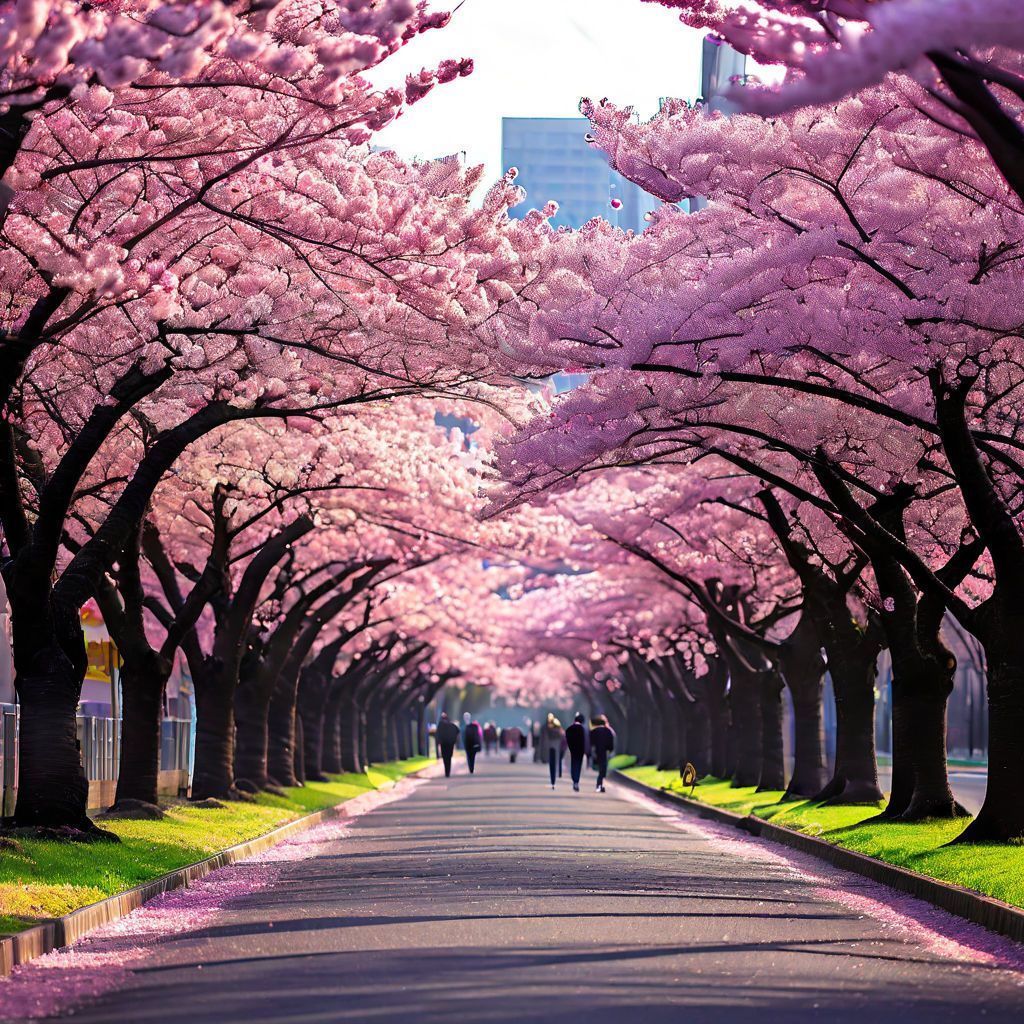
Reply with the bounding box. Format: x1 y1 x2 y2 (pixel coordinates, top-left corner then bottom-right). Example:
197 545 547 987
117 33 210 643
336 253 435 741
504 726 523 763
436 713 460 778
483 722 498 755
565 712 588 792
462 713 484 774
589 715 616 793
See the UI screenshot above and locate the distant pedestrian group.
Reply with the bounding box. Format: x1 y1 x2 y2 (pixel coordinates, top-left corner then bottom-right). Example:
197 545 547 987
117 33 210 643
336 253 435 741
433 710 614 790
539 712 615 792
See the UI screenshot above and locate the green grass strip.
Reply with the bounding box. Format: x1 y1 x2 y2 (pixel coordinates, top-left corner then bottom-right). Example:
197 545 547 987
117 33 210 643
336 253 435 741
624 765 1024 911
0 757 433 937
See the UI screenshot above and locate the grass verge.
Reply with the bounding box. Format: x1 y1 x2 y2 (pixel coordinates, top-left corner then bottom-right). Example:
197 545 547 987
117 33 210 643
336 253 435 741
623 765 1024 911
0 757 432 936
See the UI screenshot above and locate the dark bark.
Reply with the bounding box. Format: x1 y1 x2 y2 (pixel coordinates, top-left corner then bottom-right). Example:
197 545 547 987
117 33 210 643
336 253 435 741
293 713 305 785
181 518 314 800
787 684 827 799
685 690 711 778
776 616 828 799
340 688 363 773
10 641 91 829
298 647 341 782
724 658 763 788
267 684 301 787
756 491 883 805
3 363 176 826
233 634 276 791
810 468 969 819
113 649 171 807
927 374 1024 841
189 651 238 801
321 674 352 774
266 564 391 787
929 53 1024 206
758 669 786 792
958 652 1024 840
654 664 685 772
702 657 732 779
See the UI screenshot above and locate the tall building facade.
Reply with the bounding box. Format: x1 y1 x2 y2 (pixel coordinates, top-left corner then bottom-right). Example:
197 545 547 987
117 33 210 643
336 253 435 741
699 37 747 113
501 117 659 233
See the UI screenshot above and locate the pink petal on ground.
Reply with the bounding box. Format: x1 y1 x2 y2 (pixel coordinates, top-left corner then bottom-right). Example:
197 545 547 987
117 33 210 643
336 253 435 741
616 786 1024 977
0 766 443 1020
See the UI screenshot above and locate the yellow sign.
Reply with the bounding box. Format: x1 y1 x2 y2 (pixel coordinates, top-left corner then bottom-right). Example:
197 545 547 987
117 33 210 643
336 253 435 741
85 639 117 684
681 762 698 795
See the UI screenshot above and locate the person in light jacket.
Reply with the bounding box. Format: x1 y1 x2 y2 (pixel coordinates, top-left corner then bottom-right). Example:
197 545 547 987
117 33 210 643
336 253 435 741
589 714 616 793
539 714 565 790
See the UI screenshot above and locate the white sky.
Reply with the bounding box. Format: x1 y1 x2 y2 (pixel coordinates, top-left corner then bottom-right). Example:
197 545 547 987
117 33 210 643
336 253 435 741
367 0 704 190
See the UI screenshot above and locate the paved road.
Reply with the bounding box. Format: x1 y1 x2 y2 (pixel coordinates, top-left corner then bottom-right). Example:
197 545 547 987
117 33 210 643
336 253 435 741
48 760 1023 1023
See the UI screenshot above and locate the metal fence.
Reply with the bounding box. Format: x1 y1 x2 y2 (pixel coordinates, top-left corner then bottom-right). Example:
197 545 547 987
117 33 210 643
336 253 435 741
0 704 16 817
0 703 193 814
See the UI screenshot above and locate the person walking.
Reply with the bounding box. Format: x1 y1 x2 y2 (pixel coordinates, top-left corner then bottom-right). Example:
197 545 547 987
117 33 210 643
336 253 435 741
483 722 498 756
565 712 588 792
539 714 564 790
590 714 616 793
462 713 484 774
504 725 522 763
436 713 460 778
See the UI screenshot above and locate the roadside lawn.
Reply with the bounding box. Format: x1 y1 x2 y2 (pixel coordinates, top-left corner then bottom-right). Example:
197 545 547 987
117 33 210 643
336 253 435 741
623 765 1024 911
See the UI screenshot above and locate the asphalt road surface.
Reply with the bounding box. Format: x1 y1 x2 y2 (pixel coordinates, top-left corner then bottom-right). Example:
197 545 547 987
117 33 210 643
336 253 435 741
44 759 1024 1023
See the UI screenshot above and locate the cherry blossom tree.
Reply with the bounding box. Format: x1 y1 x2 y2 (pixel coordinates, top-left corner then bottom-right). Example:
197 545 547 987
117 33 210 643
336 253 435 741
0 0 551 830
641 1 1024 201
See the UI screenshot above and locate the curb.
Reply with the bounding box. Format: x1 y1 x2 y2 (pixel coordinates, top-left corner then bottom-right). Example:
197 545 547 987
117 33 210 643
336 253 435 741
611 769 1024 944
0 764 438 977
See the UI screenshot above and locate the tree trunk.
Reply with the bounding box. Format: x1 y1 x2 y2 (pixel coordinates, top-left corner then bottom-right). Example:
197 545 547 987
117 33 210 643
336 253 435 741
298 667 331 782
956 644 1024 840
300 695 327 781
655 682 683 771
267 685 300 788
12 652 91 828
113 650 170 808
233 671 274 791
685 697 711 778
758 670 786 791
416 703 429 757
816 636 884 804
386 705 401 762
366 693 389 764
191 665 237 800
357 701 370 770
321 680 348 774
728 664 762 788
293 713 306 784
339 691 363 773
703 671 731 779
7 585 93 829
787 684 828 799
779 624 829 799
879 633 959 821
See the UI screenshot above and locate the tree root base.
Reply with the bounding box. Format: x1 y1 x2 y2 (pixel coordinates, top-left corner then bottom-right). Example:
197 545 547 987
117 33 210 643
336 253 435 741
0 822 120 843
96 799 165 821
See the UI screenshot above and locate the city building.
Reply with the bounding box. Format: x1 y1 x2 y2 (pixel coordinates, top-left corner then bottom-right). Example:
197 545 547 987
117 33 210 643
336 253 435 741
699 36 747 113
501 117 660 233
